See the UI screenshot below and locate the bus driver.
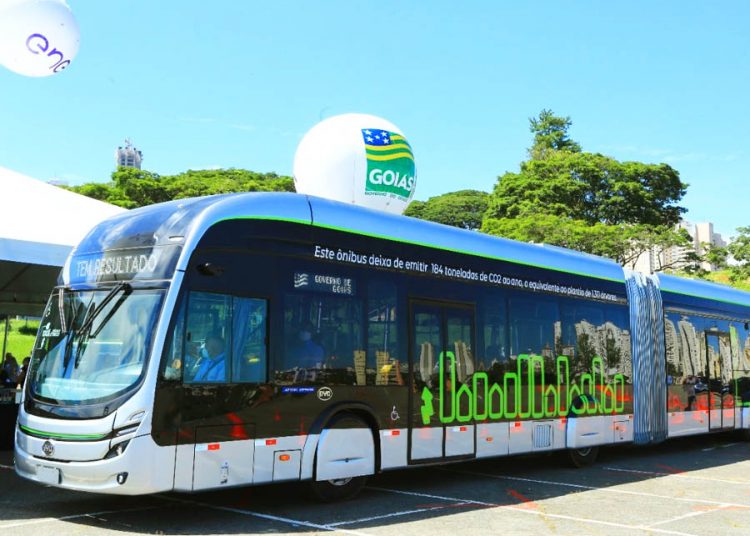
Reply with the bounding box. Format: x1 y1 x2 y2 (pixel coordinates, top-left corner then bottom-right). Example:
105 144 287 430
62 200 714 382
189 332 227 383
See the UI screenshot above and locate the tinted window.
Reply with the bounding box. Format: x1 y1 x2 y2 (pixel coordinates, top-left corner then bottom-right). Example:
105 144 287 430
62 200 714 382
367 279 401 386
509 294 558 359
280 290 363 385
163 292 268 384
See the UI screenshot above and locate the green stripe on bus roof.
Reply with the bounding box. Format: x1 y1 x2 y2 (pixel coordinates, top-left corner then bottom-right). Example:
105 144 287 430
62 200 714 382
661 288 750 309
218 215 624 284
19 424 108 441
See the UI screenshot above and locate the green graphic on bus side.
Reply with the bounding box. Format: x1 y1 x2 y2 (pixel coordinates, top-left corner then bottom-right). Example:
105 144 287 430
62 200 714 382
419 353 626 425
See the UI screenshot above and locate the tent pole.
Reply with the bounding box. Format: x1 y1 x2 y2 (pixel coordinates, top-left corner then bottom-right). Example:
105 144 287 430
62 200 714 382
1 315 8 360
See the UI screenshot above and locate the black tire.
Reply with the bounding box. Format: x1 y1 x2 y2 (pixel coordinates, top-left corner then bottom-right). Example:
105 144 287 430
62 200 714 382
310 475 368 502
568 446 599 468
310 412 372 502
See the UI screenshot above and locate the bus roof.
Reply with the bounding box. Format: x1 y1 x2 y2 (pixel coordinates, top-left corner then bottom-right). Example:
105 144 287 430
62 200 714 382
113 192 622 284
658 272 750 310
70 192 750 312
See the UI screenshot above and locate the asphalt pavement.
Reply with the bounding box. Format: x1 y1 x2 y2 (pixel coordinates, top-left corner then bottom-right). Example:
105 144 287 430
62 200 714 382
1 433 749 535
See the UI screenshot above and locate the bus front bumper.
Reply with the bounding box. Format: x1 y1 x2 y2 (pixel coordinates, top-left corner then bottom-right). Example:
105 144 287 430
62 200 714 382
14 430 175 495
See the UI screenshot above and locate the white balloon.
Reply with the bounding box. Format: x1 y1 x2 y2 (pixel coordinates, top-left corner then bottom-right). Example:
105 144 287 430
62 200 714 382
0 0 80 77
293 113 417 215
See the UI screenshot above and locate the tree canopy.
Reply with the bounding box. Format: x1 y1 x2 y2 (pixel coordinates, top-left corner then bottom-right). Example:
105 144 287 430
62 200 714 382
404 190 489 230
68 167 294 209
527 109 582 159
481 110 690 265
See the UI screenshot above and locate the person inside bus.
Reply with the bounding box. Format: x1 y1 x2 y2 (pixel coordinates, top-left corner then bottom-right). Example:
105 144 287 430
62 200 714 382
291 321 325 369
188 332 227 382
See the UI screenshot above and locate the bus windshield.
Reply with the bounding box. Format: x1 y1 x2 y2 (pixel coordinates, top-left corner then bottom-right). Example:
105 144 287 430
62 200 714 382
29 286 164 406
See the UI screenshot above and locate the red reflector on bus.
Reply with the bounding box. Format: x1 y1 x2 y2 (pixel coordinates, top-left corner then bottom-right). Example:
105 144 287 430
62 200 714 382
514 422 522 428
208 443 220 451
459 426 467 432
279 454 290 462
265 439 277 446
392 430 400 436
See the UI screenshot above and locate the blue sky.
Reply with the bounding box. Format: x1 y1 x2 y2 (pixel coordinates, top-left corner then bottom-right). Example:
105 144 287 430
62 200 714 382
1 1 748 238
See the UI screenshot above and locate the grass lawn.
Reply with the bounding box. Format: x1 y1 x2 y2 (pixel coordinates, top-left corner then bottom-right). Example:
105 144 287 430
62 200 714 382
1 318 40 361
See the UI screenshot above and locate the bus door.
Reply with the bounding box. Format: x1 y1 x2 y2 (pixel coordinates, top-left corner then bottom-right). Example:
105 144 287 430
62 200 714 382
706 332 735 430
409 301 476 463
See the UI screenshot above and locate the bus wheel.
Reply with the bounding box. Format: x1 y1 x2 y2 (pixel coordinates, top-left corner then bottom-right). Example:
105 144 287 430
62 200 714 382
310 475 367 502
568 446 599 468
310 412 372 502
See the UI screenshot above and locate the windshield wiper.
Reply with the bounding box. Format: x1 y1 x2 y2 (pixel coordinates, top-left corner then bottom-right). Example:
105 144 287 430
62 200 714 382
91 284 133 338
77 282 132 340
61 292 94 374
69 282 132 371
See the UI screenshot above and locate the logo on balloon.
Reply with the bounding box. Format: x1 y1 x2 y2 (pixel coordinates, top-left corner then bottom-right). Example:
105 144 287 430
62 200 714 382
25 33 72 73
293 113 417 215
0 0 80 78
362 129 416 201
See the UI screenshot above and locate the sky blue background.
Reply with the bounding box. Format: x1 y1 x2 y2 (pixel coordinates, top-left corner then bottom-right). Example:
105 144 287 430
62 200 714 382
1 1 748 238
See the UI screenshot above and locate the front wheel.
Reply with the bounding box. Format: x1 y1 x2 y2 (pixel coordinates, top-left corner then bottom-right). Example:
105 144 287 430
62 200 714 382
310 475 367 502
568 446 599 468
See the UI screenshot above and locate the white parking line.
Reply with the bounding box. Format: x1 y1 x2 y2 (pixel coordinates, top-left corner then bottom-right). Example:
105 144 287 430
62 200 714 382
441 468 748 509
646 506 733 528
328 506 450 527
0 463 14 470
369 486 698 536
0 506 160 530
158 495 374 536
604 466 750 485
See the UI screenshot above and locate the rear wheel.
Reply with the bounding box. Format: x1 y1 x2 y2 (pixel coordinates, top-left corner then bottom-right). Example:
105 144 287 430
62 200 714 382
568 446 599 468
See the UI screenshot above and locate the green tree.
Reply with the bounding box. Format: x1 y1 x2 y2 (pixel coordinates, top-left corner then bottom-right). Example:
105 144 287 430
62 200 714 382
68 167 294 209
483 110 689 264
405 190 489 230
727 227 750 283
528 109 582 159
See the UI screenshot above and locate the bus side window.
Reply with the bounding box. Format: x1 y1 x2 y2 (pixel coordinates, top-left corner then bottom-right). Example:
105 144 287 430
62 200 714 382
231 297 268 383
183 292 232 384
368 280 399 386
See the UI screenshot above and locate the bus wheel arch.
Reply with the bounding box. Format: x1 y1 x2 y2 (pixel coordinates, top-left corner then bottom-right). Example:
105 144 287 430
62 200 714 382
310 408 379 502
565 395 601 468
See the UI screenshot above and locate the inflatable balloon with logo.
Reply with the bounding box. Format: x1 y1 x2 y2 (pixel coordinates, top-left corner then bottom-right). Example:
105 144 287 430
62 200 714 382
293 113 417 215
0 0 80 77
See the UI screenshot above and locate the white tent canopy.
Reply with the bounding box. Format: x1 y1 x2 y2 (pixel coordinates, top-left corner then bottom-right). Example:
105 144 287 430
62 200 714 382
0 166 125 315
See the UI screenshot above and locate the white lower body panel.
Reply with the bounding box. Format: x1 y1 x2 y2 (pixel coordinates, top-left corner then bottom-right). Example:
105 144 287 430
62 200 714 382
15 432 175 495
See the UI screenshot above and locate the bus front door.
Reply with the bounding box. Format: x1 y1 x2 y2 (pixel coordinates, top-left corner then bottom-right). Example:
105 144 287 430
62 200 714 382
706 332 735 430
409 301 476 463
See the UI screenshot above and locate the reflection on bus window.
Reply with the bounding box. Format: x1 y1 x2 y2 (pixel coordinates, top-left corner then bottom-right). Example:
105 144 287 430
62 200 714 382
164 292 268 384
183 292 231 383
368 280 400 386
279 292 363 385
231 298 267 383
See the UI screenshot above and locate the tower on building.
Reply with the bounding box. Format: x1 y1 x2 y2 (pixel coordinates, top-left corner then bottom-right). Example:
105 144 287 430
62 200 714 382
115 138 143 169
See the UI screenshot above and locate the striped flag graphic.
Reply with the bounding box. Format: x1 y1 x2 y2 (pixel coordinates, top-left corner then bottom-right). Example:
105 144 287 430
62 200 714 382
362 128 416 201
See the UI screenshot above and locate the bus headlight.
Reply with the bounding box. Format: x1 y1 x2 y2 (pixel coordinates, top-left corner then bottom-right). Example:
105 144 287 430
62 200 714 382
104 440 130 459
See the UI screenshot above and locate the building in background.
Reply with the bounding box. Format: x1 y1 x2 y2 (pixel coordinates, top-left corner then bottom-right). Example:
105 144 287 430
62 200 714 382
628 220 728 274
115 139 143 169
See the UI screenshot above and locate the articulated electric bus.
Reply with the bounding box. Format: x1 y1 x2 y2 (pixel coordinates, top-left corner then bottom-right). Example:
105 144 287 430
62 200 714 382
15 192 750 500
